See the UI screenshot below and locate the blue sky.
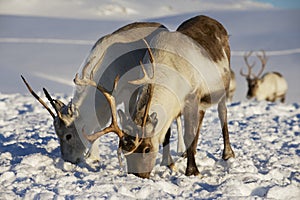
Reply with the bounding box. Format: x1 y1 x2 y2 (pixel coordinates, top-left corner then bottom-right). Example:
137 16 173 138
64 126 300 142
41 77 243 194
255 0 300 9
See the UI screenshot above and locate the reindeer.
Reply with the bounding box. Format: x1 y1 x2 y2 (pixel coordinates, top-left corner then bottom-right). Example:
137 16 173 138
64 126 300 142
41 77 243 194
77 15 235 178
21 22 169 164
240 50 288 102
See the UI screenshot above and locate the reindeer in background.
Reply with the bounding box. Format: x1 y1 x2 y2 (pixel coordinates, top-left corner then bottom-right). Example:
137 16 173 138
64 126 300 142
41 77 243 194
240 50 288 102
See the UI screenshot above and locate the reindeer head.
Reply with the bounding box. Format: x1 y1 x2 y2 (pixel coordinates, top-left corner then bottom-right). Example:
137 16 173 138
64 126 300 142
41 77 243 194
240 50 268 99
117 109 158 178
21 76 86 164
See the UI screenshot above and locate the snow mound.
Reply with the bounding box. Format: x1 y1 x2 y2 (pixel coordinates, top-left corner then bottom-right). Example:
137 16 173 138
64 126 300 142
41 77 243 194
0 93 299 199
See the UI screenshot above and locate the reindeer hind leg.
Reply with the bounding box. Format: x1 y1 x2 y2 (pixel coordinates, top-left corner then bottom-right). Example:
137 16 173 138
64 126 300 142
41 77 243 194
218 97 235 160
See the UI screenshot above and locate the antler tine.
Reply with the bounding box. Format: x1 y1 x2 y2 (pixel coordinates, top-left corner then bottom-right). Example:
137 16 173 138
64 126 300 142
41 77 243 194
74 58 97 87
128 39 155 85
256 50 268 78
240 51 256 78
42 88 63 119
128 61 151 85
74 55 104 88
21 75 55 119
142 38 155 68
81 76 124 143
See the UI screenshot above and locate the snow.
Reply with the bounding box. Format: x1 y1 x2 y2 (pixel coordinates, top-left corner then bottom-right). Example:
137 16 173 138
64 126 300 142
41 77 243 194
0 0 300 199
1 94 299 199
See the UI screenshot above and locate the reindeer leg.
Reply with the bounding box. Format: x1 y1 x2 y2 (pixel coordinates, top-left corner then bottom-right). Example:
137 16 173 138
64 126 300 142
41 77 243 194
218 97 235 160
161 128 175 169
281 95 285 103
183 93 204 176
176 116 186 157
184 109 205 176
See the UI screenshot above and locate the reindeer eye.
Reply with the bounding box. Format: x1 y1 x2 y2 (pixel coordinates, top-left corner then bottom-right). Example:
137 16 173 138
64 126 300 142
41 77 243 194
66 134 72 141
144 147 151 154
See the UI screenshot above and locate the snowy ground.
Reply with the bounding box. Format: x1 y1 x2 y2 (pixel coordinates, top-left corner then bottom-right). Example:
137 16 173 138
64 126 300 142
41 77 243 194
0 93 299 199
1 0 300 199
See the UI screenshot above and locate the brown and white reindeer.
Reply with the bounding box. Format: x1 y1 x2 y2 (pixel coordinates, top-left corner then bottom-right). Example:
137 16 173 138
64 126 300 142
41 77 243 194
79 15 235 178
21 22 170 164
240 50 288 102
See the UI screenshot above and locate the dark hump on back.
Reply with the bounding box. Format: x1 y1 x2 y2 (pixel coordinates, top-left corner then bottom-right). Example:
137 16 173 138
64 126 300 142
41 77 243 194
176 15 230 63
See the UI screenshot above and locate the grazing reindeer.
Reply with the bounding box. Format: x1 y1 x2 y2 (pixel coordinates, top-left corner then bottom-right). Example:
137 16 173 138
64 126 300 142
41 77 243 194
21 75 85 164
79 15 235 178
226 69 236 101
240 50 288 102
21 22 169 164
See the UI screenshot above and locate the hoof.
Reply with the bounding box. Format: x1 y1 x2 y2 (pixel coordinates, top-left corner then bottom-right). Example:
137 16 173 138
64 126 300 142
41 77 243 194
185 167 200 177
222 148 235 160
181 151 187 158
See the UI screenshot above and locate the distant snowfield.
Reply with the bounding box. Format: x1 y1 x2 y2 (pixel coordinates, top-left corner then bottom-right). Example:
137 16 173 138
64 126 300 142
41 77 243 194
0 94 299 199
0 9 299 103
0 0 300 199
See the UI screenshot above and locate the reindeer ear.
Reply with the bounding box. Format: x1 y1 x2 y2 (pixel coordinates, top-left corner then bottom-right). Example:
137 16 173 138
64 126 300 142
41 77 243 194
148 112 158 129
146 112 158 135
149 112 158 127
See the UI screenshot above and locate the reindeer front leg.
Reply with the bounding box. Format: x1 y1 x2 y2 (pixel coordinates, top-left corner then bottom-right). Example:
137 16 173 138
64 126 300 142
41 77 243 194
161 128 175 169
218 97 235 160
183 94 204 176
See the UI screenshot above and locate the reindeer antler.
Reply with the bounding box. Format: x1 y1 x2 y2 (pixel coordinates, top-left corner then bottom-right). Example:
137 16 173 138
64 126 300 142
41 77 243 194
240 51 256 79
129 39 156 128
256 50 268 78
21 75 56 119
74 57 97 87
74 60 142 146
73 53 123 140
129 39 155 85
78 74 143 155
75 70 124 142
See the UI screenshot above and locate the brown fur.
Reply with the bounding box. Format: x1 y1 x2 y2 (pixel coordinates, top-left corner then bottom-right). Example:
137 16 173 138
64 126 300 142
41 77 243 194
177 15 230 64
